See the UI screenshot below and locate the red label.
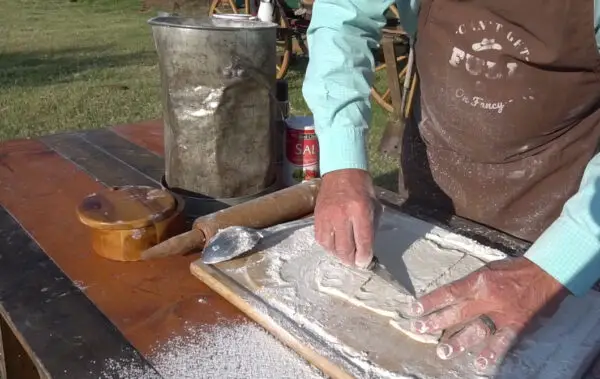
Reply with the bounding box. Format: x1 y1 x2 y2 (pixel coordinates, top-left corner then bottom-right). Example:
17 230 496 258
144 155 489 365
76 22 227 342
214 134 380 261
285 128 319 166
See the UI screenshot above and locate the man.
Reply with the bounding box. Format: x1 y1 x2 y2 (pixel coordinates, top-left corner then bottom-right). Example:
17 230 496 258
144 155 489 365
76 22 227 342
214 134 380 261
302 0 600 373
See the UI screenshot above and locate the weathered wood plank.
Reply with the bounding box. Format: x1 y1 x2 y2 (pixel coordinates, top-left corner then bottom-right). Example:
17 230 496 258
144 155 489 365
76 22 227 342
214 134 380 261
0 206 161 378
80 129 164 183
0 138 244 362
112 120 164 157
40 133 159 187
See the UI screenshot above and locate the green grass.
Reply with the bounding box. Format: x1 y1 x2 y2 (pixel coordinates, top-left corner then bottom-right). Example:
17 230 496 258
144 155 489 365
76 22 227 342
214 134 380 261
0 0 397 189
0 0 161 139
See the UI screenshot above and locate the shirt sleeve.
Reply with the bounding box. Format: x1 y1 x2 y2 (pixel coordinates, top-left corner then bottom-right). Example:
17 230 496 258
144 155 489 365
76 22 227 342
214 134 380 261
525 153 600 296
301 0 395 175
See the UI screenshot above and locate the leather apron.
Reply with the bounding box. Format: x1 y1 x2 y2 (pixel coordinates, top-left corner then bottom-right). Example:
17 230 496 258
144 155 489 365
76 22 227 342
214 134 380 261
399 0 600 242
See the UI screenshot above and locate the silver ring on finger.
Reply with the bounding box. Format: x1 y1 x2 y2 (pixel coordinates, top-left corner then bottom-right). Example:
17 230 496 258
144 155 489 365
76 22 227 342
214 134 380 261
479 314 497 336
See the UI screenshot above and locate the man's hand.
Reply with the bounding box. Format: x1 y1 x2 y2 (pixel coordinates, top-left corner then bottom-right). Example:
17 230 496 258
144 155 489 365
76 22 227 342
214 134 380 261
406 257 568 373
314 169 381 268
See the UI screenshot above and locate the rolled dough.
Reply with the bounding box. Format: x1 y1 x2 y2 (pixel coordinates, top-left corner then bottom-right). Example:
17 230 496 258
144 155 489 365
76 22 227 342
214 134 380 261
315 257 442 343
315 257 413 318
314 243 491 345
243 215 503 349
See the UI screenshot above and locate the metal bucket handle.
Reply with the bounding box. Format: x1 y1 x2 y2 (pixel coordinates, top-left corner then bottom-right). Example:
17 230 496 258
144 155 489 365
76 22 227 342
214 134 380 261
212 14 259 21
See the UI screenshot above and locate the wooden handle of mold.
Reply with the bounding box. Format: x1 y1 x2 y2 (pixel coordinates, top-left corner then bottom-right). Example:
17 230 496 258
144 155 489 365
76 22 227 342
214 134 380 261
140 179 321 260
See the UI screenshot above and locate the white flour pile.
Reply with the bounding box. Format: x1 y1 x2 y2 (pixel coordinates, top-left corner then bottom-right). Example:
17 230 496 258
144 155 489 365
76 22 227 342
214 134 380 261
149 322 325 379
101 321 325 379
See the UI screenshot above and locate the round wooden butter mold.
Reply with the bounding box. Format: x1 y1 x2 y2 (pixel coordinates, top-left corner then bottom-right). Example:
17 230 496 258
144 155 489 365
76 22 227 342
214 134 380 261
77 186 185 261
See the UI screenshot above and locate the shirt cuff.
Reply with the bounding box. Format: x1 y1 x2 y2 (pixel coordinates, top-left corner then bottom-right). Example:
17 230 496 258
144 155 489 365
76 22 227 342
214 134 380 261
317 126 368 175
525 216 600 297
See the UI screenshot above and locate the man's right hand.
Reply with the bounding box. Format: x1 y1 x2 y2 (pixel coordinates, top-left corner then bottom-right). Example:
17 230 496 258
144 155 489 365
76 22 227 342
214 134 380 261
314 169 380 268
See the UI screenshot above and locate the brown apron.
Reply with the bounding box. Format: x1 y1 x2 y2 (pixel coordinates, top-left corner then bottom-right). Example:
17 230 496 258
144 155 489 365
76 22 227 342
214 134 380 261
399 0 600 242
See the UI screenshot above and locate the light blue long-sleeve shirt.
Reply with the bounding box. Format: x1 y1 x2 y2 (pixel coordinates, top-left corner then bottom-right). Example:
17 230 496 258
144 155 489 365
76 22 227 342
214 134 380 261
303 0 600 296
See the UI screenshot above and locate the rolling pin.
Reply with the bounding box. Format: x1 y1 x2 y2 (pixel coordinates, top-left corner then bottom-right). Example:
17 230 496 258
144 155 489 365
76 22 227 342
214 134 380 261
140 179 321 260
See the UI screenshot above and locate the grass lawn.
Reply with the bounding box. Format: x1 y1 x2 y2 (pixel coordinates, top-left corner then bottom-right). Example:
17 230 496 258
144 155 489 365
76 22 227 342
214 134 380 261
0 0 160 139
0 0 397 189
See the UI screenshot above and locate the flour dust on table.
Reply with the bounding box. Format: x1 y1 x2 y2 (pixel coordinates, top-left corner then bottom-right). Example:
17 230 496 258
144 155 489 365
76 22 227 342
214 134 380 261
216 209 600 379
149 321 325 379
101 321 325 379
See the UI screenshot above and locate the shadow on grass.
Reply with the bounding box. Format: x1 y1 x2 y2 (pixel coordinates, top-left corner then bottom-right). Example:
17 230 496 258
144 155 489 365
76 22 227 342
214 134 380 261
0 46 157 89
288 55 309 73
374 168 399 193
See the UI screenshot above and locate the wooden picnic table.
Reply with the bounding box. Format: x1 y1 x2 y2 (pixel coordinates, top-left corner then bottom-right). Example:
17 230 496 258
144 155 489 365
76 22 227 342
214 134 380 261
0 120 246 378
0 120 598 378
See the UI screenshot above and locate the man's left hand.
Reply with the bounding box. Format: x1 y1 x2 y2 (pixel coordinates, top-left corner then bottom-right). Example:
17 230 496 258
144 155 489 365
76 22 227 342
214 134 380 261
405 257 568 373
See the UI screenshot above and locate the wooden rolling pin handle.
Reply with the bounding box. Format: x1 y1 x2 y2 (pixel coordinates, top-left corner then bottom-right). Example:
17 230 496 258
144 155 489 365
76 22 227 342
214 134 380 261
140 179 321 260
140 229 206 260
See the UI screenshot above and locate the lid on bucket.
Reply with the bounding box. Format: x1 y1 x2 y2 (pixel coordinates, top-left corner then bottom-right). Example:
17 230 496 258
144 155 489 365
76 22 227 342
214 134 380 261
148 14 277 30
77 186 177 230
286 115 315 130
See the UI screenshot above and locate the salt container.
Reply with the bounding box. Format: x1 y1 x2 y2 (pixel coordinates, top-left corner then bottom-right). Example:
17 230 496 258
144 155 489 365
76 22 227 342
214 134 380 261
283 116 320 187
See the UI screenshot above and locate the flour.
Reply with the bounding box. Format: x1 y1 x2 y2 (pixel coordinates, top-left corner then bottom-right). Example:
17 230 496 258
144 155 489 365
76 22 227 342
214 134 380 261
150 322 325 379
314 254 441 343
315 256 410 317
311 216 502 347
101 321 325 379
245 225 465 378
215 209 600 379
100 358 161 379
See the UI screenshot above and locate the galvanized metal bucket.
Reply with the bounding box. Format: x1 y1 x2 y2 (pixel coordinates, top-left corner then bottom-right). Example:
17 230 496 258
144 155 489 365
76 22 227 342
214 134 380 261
148 15 279 203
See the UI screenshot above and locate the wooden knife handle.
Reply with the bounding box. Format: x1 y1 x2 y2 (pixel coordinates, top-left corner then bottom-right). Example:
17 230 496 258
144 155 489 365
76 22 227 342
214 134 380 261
140 179 321 260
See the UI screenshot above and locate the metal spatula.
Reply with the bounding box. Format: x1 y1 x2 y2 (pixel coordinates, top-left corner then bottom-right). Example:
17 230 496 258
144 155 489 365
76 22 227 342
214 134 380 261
201 217 315 264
